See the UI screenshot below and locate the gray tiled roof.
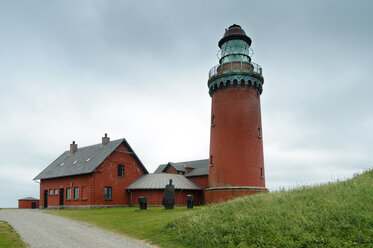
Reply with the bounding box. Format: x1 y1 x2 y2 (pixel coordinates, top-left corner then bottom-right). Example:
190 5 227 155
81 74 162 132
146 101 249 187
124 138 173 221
153 163 168 173
185 166 209 177
154 159 209 176
18 197 39 201
126 174 202 190
34 138 148 180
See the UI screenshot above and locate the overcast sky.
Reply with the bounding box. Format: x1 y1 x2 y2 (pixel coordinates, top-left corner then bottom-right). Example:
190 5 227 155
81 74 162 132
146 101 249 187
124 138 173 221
1 0 372 207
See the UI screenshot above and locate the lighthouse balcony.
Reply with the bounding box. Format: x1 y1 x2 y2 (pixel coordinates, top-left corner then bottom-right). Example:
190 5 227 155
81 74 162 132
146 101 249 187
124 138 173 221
208 62 262 80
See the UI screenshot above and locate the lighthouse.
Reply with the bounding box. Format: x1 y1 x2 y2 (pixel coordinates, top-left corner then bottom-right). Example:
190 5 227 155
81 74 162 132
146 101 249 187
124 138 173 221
205 24 268 203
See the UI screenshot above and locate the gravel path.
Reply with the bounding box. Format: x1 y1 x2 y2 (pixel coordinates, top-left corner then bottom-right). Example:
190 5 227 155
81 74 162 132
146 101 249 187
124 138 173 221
0 209 157 248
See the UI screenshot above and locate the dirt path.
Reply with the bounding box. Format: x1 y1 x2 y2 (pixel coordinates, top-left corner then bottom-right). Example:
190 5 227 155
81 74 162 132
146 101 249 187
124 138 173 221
0 209 156 248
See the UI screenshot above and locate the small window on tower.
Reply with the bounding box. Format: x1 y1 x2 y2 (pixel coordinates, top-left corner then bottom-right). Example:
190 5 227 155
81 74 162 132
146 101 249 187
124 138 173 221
258 127 262 139
260 168 264 179
211 115 215 127
210 155 214 166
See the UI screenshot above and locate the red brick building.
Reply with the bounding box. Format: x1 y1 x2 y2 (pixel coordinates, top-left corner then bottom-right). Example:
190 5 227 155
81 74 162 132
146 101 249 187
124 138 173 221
34 134 149 208
34 135 206 208
18 197 39 209
152 160 209 204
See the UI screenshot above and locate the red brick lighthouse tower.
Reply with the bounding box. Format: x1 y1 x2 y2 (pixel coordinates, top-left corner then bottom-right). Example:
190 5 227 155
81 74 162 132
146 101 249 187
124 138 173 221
205 24 268 203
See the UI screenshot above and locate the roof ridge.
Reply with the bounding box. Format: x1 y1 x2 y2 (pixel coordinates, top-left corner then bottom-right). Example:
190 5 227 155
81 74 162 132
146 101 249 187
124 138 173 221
60 138 126 153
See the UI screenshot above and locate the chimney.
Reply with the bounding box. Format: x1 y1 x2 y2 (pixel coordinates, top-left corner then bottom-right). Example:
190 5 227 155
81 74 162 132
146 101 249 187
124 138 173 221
102 133 110 145
70 141 78 154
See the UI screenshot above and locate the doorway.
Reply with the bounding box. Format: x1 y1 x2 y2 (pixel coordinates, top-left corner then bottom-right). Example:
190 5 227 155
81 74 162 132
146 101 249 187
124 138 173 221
31 202 36 209
44 190 48 208
59 188 64 206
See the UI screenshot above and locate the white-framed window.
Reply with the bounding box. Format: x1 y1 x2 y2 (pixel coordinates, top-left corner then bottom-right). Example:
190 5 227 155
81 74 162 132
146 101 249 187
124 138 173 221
104 187 112 201
54 189 58 195
66 188 71 200
74 187 79 200
49 189 53 196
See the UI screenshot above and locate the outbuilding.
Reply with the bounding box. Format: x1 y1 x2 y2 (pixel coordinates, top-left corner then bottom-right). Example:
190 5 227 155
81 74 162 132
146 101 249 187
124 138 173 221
18 197 40 209
127 174 203 206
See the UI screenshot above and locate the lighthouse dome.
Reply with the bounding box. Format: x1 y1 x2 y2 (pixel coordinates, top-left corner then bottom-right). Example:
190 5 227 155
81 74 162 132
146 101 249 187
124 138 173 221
218 24 252 48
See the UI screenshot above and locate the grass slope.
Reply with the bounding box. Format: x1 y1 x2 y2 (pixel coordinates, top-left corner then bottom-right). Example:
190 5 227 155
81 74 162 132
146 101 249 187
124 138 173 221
161 170 373 247
0 221 28 248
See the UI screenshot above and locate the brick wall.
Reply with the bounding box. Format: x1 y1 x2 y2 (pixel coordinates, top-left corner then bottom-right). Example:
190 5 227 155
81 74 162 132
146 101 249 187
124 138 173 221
18 200 39 209
130 189 203 206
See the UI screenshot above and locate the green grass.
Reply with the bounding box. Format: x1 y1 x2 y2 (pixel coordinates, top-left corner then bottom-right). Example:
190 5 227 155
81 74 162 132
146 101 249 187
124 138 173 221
0 221 28 248
49 170 373 247
48 206 203 247
162 170 373 247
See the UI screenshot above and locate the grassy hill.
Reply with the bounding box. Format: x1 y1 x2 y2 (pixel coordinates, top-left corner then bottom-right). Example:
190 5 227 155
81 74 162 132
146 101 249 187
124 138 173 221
158 170 373 247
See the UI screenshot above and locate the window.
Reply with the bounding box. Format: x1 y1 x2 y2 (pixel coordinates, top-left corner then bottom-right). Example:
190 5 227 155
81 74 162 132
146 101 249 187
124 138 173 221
74 187 79 200
49 189 53 196
118 164 125 177
210 155 214 166
211 115 215 127
54 189 58 195
260 168 264 179
258 127 262 139
104 187 112 201
66 188 71 200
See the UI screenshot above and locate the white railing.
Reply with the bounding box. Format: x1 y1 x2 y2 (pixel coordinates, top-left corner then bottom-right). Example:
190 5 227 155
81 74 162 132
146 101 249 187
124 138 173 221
208 62 262 79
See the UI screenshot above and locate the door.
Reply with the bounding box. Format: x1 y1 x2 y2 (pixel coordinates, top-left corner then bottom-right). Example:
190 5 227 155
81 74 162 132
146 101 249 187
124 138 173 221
31 202 36 209
44 190 48 208
59 188 64 205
